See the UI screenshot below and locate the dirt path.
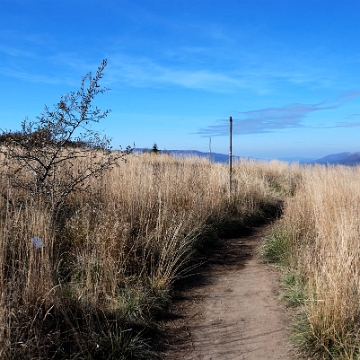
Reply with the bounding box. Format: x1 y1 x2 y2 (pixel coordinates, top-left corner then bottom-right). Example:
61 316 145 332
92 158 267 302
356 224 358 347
161 222 294 360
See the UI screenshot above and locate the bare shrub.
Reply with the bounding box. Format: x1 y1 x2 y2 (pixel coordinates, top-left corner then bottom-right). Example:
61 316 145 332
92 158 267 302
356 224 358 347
1 59 131 218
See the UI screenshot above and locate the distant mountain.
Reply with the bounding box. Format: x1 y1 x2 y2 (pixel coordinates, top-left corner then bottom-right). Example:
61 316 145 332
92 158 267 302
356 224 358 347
314 152 352 164
313 152 360 166
167 150 241 163
165 151 312 164
277 156 315 164
135 149 242 163
135 148 360 166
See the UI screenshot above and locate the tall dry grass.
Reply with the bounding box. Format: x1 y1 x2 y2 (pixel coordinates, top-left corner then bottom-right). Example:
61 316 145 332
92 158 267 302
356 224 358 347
0 152 288 359
268 164 360 358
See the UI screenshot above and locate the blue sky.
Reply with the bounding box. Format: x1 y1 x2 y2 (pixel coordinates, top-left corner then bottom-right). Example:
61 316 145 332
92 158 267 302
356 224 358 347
2 0 360 160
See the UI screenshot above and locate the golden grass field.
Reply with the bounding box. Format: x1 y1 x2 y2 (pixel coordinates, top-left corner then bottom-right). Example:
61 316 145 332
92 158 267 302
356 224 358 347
0 152 287 359
1 150 360 359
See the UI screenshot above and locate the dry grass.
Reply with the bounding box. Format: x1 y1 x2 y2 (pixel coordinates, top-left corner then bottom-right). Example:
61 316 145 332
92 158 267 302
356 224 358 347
0 152 287 359
263 164 360 359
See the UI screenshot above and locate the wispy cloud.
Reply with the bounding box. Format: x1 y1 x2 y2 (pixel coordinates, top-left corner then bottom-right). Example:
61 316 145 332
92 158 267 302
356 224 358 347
0 44 34 58
108 55 245 92
104 42 340 93
0 67 76 86
334 121 360 128
197 92 360 136
0 41 98 86
331 112 360 128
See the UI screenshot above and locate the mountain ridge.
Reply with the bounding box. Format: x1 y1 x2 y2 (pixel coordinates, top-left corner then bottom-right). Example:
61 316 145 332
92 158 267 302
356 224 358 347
135 149 360 166
313 152 360 166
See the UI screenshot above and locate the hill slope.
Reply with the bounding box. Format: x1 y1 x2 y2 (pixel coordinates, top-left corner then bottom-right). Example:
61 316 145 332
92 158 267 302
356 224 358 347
314 152 360 166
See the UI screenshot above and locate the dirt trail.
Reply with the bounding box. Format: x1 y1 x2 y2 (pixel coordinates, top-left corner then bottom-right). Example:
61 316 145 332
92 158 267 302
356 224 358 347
162 222 294 360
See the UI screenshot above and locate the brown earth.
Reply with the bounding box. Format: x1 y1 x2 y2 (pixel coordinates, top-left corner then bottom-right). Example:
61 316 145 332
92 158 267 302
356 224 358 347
161 222 295 360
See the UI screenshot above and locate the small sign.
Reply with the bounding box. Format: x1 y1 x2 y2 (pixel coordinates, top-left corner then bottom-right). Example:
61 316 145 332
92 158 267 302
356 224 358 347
31 237 45 249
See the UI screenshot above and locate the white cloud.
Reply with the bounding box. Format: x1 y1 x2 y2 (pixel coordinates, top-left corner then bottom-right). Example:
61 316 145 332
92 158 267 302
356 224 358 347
0 67 75 86
108 55 245 92
0 44 34 58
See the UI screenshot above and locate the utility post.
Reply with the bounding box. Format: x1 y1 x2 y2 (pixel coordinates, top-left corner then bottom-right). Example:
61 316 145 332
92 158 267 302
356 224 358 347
208 137 212 163
229 116 233 199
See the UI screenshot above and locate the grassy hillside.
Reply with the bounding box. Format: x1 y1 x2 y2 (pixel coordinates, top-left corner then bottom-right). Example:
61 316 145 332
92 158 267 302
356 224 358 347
0 152 292 359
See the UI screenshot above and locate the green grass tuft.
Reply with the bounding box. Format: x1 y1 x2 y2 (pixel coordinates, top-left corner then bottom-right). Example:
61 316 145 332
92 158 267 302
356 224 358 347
261 226 292 266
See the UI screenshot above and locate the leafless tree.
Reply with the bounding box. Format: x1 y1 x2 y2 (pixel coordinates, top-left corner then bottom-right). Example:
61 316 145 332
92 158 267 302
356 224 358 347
1 59 132 217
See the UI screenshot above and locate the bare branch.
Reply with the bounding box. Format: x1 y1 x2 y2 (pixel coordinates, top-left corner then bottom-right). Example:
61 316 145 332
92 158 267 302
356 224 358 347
1 59 133 218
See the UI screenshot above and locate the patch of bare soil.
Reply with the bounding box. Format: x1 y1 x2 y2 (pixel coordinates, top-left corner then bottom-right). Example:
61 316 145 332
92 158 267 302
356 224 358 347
161 222 294 360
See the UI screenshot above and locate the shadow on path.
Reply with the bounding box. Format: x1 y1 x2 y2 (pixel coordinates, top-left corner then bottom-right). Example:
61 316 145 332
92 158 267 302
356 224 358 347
159 220 293 359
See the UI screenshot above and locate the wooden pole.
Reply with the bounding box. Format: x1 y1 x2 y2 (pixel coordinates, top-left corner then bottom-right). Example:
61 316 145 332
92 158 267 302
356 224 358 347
209 137 212 162
229 116 233 198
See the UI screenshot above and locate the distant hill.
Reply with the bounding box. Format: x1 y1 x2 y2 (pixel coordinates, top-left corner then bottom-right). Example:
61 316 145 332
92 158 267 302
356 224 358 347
277 156 315 164
313 152 360 166
135 148 360 166
313 152 352 164
136 149 242 163
153 150 314 164
166 150 242 163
